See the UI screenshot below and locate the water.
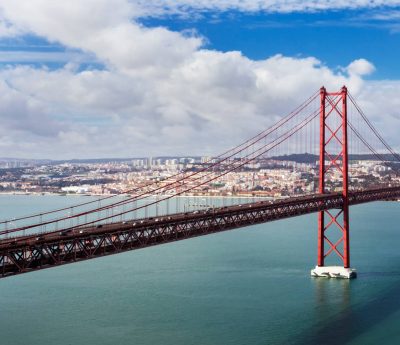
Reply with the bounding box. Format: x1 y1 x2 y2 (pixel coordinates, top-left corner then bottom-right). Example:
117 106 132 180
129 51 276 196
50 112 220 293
0 195 400 345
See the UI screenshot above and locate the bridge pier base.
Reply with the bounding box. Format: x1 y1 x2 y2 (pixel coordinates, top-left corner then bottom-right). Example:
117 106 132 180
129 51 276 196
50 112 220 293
311 265 357 279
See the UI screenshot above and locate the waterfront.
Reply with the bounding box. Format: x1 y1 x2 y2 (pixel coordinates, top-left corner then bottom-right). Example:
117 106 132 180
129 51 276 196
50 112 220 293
0 196 400 345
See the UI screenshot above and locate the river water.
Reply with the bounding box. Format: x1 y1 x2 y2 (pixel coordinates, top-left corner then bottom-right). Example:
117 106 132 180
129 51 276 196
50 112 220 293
0 195 399 345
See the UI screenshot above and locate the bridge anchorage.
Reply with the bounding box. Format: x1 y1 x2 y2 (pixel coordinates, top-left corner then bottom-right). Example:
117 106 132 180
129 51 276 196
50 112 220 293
311 86 356 279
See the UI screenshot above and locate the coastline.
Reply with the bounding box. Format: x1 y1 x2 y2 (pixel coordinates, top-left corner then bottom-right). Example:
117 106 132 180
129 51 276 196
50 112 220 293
0 191 273 199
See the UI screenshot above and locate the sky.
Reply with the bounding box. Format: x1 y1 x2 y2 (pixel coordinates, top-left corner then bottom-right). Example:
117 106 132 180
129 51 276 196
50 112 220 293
0 1 400 159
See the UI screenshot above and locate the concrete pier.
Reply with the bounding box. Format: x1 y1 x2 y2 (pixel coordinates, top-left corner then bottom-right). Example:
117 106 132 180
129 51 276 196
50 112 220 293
311 266 357 279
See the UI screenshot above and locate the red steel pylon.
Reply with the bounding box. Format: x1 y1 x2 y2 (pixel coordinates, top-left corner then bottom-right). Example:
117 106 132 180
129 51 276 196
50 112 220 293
317 86 350 268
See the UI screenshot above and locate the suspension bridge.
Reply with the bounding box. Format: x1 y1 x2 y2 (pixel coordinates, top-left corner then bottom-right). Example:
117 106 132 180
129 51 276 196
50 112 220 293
1 86 400 279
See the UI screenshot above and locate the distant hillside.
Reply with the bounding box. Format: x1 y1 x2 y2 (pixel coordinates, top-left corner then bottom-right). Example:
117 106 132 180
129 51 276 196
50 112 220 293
1 153 399 166
51 158 141 164
51 156 202 164
0 157 52 164
271 153 400 163
0 156 202 165
271 153 318 163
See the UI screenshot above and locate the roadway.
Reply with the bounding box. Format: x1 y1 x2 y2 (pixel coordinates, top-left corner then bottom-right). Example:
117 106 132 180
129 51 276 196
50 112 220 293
1 186 400 278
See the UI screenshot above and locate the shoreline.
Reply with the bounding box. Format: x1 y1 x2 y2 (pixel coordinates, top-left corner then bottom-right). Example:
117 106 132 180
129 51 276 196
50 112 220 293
0 191 273 199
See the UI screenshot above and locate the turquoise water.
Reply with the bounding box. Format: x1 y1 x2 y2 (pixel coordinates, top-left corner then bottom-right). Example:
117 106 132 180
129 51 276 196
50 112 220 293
0 195 400 345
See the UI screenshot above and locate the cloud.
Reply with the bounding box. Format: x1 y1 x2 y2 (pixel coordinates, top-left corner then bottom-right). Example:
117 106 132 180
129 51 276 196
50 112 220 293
365 9 400 21
0 0 399 159
132 1 400 17
0 0 203 73
0 50 96 64
0 76 63 136
347 59 375 77
0 7 20 37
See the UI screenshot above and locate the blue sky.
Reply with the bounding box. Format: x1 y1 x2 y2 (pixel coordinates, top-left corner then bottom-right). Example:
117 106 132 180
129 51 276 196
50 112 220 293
0 1 400 158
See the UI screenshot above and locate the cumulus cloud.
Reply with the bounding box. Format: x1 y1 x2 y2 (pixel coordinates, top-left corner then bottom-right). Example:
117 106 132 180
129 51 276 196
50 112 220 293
0 7 20 37
347 59 375 77
0 0 202 73
0 0 399 158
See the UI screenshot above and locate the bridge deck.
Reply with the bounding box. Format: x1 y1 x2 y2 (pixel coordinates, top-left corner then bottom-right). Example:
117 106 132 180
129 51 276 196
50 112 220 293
1 186 400 278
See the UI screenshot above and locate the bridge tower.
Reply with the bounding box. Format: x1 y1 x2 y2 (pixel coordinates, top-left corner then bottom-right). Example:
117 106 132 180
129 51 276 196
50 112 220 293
311 86 357 279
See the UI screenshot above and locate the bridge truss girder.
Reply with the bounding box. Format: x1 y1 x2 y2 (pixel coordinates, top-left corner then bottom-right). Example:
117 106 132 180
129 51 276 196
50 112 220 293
0 194 342 278
1 187 399 279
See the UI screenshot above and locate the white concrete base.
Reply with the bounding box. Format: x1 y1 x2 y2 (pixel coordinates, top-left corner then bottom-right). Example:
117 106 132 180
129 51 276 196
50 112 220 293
311 265 357 279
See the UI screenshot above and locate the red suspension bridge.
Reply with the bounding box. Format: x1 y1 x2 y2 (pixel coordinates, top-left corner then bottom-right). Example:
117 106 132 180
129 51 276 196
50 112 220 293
1 86 400 279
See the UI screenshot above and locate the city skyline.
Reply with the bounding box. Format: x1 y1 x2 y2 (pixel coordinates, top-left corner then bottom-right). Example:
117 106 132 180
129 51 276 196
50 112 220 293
0 1 400 159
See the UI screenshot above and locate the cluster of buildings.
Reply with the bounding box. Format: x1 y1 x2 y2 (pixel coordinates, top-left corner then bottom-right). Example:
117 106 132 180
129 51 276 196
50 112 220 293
0 156 398 198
